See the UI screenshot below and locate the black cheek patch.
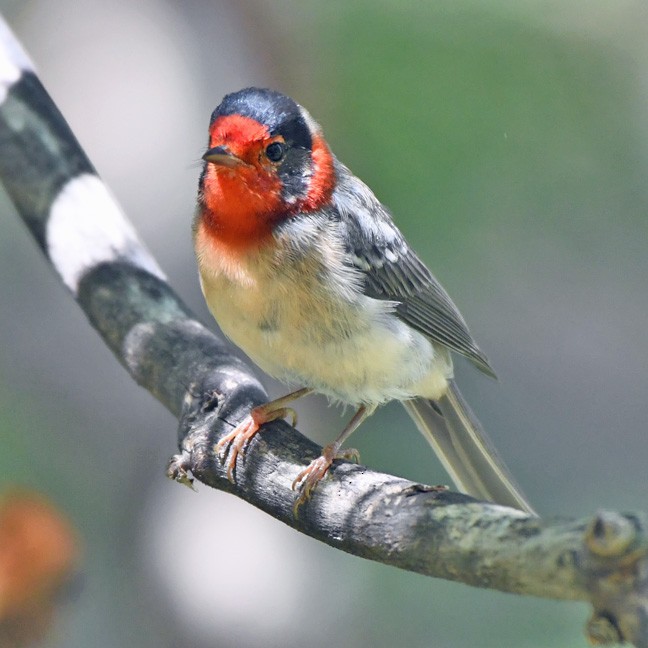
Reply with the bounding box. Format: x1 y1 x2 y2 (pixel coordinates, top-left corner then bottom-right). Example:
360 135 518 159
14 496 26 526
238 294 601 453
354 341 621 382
272 115 312 151
278 148 311 201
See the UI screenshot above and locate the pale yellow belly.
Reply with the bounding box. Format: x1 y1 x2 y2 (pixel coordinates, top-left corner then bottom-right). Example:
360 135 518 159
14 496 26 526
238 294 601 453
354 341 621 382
199 264 451 405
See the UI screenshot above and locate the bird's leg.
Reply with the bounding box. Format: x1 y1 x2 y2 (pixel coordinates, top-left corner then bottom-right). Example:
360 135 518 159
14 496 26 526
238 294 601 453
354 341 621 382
292 404 376 513
216 387 313 482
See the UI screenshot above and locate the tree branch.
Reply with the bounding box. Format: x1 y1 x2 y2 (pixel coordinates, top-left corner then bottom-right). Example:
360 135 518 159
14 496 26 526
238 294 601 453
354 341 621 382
0 17 646 647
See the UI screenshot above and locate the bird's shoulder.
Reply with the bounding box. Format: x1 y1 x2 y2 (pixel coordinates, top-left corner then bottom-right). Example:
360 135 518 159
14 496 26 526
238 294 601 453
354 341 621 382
325 160 495 376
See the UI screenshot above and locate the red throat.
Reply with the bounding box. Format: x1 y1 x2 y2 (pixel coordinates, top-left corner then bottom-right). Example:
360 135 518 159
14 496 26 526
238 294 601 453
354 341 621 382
200 162 284 249
200 115 284 250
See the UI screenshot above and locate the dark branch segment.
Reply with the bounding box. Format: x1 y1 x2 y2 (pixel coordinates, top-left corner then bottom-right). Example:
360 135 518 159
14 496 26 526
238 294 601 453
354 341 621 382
76 262 265 417
177 382 648 646
0 72 93 248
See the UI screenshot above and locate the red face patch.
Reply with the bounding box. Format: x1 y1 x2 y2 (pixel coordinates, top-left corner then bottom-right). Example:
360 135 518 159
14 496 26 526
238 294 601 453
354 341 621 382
201 115 285 249
208 114 269 165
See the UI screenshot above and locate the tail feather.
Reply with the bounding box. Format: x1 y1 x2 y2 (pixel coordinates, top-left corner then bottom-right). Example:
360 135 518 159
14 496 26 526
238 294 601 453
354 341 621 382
402 381 536 515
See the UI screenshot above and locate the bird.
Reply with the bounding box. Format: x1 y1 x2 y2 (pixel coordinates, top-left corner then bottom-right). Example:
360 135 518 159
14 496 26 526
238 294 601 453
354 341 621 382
193 87 535 516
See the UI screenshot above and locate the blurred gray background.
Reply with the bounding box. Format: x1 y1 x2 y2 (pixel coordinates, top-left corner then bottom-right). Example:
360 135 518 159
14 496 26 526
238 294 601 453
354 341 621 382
1 0 647 646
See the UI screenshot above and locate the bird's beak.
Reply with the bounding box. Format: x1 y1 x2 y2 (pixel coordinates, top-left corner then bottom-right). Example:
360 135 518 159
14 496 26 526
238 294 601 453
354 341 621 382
202 145 248 168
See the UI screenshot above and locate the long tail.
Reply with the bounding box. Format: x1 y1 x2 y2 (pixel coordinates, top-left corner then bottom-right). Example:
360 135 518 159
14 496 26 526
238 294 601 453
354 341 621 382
402 380 536 516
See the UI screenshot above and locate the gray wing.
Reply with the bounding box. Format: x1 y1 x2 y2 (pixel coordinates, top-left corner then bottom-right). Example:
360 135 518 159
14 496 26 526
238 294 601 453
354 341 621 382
332 161 495 377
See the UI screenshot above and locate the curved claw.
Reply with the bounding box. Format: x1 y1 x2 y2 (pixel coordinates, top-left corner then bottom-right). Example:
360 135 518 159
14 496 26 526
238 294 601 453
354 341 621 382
338 448 360 463
292 445 360 515
285 407 298 428
213 388 312 483
215 415 260 482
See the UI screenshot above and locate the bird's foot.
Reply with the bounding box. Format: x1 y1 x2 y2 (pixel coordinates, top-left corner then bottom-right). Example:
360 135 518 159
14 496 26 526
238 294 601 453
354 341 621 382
291 443 360 515
215 401 298 482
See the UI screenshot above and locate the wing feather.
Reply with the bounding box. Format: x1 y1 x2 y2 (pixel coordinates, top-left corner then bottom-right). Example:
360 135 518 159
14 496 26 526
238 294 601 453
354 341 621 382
331 160 495 377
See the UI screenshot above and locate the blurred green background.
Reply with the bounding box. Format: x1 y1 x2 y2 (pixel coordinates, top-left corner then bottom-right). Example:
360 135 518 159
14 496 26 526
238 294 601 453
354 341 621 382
1 0 647 646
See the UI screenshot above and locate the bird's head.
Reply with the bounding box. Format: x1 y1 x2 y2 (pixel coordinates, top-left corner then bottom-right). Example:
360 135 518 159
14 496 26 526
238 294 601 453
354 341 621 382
198 87 335 248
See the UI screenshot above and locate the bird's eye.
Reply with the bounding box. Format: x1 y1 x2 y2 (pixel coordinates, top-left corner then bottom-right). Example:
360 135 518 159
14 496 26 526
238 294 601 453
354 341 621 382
265 142 285 162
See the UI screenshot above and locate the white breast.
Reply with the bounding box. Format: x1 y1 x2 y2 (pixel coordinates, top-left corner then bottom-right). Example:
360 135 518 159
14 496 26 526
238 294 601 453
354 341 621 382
195 216 452 405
